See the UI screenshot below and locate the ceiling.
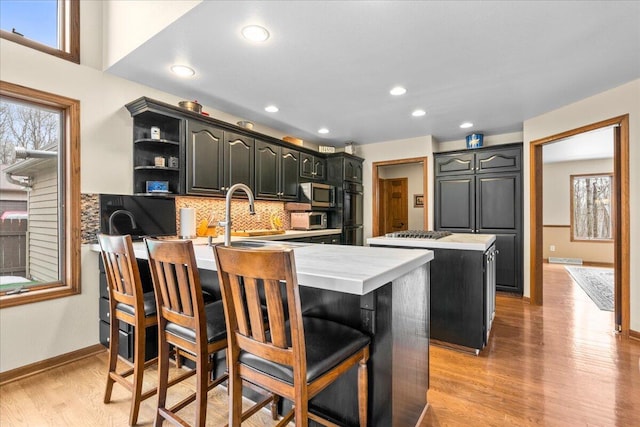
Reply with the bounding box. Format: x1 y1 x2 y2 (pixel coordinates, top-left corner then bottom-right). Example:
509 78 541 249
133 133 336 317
107 1 640 147
543 126 614 164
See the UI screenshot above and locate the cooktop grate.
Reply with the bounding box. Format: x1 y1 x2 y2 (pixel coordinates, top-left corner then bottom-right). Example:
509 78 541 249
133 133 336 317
384 230 453 239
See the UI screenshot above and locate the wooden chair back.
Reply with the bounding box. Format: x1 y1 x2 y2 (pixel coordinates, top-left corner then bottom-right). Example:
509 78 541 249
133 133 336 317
98 233 145 324
212 245 307 380
145 239 208 350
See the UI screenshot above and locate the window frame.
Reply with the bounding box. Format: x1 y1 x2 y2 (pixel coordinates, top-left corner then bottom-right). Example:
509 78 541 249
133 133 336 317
0 0 79 64
0 81 81 308
570 172 614 243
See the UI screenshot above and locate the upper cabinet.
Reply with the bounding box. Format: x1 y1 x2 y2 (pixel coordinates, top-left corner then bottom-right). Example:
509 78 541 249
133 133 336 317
255 140 299 200
129 109 183 195
185 122 255 196
300 153 326 181
185 119 224 195
126 97 339 201
326 153 364 185
434 147 521 176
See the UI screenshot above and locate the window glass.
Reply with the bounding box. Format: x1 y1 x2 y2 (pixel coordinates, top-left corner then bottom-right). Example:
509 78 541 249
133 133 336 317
0 97 61 294
0 81 80 308
571 174 613 241
0 0 79 63
0 0 58 49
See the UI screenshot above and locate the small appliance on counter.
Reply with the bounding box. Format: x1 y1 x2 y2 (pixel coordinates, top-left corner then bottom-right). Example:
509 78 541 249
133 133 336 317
290 211 327 230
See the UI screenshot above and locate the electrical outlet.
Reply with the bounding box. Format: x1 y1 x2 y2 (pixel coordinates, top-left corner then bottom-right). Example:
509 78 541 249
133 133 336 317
550 245 556 252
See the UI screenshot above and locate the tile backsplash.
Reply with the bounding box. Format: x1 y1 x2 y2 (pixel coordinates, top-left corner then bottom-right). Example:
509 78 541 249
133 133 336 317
80 193 289 244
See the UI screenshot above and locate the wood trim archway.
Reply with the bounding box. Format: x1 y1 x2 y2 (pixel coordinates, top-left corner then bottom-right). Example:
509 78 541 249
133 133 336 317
529 114 629 334
372 157 429 237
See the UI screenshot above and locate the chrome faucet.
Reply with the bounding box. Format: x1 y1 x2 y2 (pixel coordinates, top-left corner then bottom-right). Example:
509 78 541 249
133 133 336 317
219 183 255 246
108 209 137 235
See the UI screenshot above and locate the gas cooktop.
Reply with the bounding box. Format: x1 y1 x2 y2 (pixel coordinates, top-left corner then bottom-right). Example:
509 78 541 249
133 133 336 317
384 230 453 239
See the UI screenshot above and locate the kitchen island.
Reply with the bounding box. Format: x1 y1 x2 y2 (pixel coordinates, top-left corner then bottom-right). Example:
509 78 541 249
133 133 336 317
368 232 496 353
93 239 433 426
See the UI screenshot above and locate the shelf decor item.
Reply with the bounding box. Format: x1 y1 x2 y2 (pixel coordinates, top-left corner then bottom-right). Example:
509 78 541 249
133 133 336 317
318 145 335 153
146 180 169 193
466 133 484 149
150 126 161 140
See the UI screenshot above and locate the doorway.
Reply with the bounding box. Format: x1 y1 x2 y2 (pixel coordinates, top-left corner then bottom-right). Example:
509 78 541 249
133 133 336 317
530 115 630 334
372 157 428 237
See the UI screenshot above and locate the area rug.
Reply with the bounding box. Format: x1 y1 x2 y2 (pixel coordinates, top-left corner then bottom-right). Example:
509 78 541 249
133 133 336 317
564 266 614 311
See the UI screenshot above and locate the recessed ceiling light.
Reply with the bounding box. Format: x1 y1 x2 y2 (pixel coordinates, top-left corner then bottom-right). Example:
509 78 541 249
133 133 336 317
390 86 407 96
412 109 426 117
170 65 195 77
318 128 330 134
265 105 279 113
460 122 474 129
241 25 270 42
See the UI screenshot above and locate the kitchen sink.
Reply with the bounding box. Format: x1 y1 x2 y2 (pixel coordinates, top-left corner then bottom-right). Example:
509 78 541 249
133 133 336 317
228 240 307 249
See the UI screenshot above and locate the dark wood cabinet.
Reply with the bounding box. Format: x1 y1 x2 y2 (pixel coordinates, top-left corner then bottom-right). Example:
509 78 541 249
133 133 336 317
434 144 522 294
223 132 254 191
300 152 326 181
255 140 299 200
129 110 184 195
185 119 224 195
185 122 255 196
343 158 363 183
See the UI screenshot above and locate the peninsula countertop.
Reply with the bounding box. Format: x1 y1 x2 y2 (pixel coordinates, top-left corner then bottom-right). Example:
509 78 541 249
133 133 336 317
367 232 496 251
90 237 433 296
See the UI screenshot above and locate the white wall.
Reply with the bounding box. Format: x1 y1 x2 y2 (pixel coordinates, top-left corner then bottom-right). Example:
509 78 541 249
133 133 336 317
0 1 294 373
523 78 640 332
543 158 614 225
378 163 425 230
359 136 435 240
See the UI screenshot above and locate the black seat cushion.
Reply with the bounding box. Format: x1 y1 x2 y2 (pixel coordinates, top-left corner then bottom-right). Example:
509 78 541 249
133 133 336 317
165 300 227 344
239 316 370 384
116 291 156 317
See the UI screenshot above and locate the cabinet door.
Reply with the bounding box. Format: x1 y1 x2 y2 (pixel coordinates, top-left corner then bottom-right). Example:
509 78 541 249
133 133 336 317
300 152 315 179
255 140 280 199
475 147 521 174
280 147 300 200
224 132 254 190
434 176 475 232
493 233 520 293
344 158 363 183
186 120 223 195
313 157 326 181
476 173 520 232
434 152 475 176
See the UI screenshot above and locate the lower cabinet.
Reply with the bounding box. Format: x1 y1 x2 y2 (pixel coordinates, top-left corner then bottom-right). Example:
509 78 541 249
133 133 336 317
98 258 157 362
428 245 496 351
280 233 341 244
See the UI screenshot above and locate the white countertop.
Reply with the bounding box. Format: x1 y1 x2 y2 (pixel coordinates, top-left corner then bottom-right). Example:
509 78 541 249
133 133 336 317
367 233 496 251
90 232 433 296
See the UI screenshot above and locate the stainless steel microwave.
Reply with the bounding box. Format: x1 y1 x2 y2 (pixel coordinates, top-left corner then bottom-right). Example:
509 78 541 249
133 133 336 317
299 182 336 208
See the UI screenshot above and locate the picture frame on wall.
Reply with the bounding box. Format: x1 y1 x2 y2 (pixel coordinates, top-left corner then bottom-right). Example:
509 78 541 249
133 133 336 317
414 194 424 208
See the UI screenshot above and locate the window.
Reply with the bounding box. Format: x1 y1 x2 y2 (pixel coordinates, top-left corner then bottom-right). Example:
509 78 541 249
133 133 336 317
0 0 79 63
571 173 613 242
0 81 80 308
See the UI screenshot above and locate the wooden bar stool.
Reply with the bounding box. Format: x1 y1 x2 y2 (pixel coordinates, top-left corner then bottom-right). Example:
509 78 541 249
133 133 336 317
145 238 229 427
212 244 371 427
98 234 160 425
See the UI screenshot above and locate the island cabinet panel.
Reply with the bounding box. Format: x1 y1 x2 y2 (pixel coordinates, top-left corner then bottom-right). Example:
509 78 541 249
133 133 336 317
185 119 224 195
434 143 523 294
198 265 430 427
255 140 299 200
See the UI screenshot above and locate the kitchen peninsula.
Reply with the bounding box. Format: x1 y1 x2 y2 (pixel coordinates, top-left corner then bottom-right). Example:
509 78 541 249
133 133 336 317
93 239 433 426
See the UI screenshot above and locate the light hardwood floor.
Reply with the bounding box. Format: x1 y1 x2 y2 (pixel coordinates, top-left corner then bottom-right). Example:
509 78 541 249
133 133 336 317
1 264 638 426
